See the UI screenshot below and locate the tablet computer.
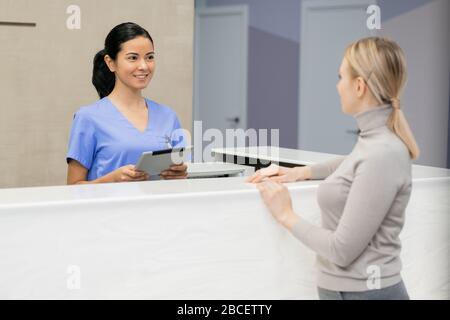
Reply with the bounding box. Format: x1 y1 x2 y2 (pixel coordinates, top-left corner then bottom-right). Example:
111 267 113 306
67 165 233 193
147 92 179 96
135 146 192 176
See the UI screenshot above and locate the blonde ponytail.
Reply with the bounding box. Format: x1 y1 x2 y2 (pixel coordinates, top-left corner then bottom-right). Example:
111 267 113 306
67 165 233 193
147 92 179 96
345 37 420 160
387 98 420 160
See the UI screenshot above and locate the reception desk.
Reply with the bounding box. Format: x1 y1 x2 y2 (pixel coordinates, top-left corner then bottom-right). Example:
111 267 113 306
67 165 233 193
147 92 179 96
0 150 448 299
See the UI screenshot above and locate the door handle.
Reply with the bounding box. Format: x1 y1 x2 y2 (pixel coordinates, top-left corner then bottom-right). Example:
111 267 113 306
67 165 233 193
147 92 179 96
0 21 36 27
226 117 240 124
346 129 360 136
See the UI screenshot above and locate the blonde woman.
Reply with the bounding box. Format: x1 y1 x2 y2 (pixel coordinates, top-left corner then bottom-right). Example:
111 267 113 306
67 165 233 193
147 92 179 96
247 37 420 300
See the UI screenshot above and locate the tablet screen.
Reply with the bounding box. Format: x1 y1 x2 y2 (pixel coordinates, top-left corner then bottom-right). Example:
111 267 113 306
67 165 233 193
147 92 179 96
135 146 192 176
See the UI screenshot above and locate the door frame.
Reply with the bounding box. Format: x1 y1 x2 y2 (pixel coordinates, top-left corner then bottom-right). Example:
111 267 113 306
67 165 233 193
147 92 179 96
193 4 249 129
298 0 377 150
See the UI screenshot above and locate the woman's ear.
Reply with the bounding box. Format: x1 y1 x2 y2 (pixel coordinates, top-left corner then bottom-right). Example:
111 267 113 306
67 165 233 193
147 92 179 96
104 55 115 72
355 76 367 98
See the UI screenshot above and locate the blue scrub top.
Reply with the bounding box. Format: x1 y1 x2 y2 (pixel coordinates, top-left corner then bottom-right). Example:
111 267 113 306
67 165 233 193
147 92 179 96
66 97 185 181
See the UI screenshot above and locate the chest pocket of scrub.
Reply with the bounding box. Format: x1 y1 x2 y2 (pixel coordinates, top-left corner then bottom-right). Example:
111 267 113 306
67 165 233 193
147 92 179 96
153 134 173 150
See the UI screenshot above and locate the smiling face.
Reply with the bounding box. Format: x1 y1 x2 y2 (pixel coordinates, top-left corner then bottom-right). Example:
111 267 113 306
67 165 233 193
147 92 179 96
105 36 155 93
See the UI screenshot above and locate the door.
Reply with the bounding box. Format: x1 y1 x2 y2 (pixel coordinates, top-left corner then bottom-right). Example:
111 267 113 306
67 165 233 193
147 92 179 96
194 5 248 136
298 0 376 154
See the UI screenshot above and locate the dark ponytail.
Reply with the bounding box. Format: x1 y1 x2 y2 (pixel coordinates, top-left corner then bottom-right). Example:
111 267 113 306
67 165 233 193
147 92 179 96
92 49 115 99
92 22 154 98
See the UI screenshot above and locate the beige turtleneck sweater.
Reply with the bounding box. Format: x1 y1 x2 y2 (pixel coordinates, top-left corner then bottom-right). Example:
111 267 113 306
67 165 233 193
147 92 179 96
292 104 412 292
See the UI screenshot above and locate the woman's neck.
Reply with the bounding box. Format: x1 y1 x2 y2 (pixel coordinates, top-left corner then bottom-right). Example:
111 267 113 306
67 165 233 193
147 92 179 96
351 94 381 116
108 81 145 110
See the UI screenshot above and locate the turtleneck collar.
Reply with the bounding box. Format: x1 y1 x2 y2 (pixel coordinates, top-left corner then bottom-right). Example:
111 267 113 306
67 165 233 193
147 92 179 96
354 104 393 136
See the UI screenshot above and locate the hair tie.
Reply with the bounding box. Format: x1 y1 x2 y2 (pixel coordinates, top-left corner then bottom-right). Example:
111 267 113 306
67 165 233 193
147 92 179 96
391 97 401 110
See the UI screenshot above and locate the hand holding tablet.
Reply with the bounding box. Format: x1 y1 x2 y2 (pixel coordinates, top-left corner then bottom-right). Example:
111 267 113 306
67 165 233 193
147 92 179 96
135 146 192 177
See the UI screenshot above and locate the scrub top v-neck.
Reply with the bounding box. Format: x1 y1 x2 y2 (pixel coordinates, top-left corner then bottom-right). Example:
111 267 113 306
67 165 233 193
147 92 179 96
66 97 185 181
107 96 152 134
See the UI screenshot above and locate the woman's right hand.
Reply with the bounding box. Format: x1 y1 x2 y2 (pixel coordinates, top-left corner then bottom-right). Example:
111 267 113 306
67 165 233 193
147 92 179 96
111 165 149 182
246 163 312 184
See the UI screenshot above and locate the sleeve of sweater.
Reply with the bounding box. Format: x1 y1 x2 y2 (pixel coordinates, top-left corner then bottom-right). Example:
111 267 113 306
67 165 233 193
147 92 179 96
291 153 400 267
309 156 346 180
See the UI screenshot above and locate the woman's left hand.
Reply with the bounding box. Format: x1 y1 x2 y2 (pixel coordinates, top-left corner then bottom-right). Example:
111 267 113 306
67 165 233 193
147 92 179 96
160 163 188 180
256 180 299 230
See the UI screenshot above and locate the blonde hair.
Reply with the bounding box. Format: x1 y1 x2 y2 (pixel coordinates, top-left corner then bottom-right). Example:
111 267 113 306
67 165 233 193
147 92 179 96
344 37 420 160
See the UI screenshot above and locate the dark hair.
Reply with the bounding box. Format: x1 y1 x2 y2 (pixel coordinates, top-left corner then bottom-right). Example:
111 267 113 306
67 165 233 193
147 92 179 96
92 22 154 98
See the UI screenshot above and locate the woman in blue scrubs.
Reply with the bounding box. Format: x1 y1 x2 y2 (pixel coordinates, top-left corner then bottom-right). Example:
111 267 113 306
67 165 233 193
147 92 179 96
66 22 187 184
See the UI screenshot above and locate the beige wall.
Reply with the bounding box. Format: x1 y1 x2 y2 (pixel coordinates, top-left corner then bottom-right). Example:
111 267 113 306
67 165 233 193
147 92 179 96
0 0 194 188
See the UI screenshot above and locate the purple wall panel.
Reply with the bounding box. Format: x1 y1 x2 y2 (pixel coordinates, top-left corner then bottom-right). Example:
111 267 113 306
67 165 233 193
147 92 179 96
247 26 299 148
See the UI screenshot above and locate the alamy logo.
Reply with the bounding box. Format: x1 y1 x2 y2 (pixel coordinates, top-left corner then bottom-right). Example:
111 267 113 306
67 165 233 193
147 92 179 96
66 5 81 30
366 265 381 289
67 265 81 290
366 5 381 30
170 121 280 164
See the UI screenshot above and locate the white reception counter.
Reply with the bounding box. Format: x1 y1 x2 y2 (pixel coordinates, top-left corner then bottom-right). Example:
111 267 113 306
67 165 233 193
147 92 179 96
0 149 449 299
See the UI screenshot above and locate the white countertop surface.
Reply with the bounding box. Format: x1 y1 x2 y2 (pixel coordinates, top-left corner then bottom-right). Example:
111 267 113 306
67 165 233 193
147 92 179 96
213 146 450 180
0 148 448 209
213 146 339 165
0 177 320 209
